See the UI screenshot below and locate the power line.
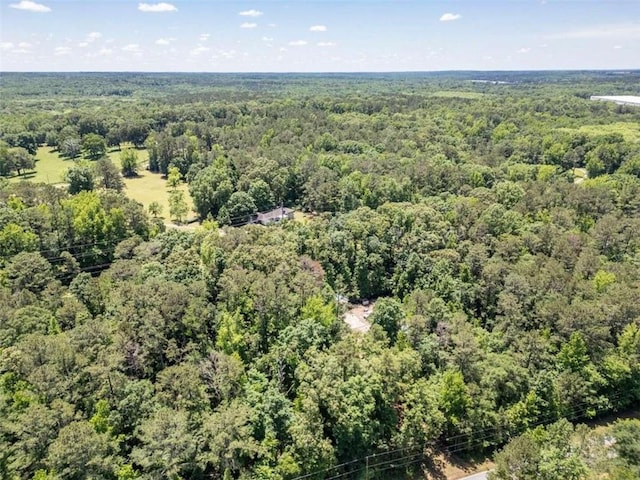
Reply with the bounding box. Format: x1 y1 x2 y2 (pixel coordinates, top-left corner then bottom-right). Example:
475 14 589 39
289 390 629 480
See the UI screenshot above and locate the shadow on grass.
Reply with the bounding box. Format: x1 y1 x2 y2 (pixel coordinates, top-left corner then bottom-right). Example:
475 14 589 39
13 171 37 180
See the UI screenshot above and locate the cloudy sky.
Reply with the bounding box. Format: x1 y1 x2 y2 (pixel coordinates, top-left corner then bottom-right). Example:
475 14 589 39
1 0 638 72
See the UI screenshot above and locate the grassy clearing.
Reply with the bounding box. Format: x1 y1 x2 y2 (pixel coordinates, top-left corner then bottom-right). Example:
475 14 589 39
9 145 195 222
430 91 485 100
573 167 588 184
10 145 150 185
123 171 196 223
561 122 640 142
9 146 74 184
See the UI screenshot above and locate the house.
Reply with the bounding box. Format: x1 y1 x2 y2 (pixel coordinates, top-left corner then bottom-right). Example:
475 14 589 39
255 207 294 225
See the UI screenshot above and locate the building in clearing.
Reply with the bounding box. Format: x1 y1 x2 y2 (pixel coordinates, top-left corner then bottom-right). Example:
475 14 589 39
590 96 640 107
255 207 294 225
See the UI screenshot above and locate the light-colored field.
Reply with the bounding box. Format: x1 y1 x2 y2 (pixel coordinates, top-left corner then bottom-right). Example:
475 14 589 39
561 122 640 142
430 91 485 99
10 145 196 223
573 167 587 184
123 170 196 223
9 146 73 184
10 146 150 184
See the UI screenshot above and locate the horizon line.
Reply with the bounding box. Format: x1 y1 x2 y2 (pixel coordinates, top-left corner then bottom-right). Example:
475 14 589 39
2 68 640 74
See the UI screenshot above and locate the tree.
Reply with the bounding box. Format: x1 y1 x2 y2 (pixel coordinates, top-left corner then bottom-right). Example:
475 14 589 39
65 161 95 194
131 408 201 479
0 140 10 176
611 419 640 467
82 133 107 160
120 148 139 177
189 164 235 219
490 420 587 480
0 222 38 259
6 147 35 176
490 434 540 480
248 179 275 211
169 189 189 224
46 421 116 480
94 157 124 191
166 166 182 189
369 297 404 342
4 251 54 294
224 191 257 225
60 138 82 159
148 201 163 218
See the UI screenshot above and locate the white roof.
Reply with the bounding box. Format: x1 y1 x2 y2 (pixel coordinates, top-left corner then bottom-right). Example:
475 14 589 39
590 95 640 106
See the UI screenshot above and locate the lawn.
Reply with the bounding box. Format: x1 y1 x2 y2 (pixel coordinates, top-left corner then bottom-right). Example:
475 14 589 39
430 91 485 100
560 122 640 143
9 146 74 184
123 170 196 223
10 145 196 223
9 145 150 185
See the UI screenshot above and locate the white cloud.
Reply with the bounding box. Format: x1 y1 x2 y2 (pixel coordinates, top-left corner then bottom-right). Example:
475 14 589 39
240 22 257 29
279 47 287 52
78 42 89 48
138 2 177 13
155 38 170 45
288 40 307 46
54 46 71 56
317 41 337 47
18 41 32 49
199 33 210 41
122 43 141 53
613 45 623 49
440 13 461 22
98 48 113 56
190 45 210 56
239 9 262 17
216 49 236 59
261 36 274 42
9 1 51 13
0 42 14 51
86 32 102 42
547 24 640 40
518 47 531 53
310 25 327 32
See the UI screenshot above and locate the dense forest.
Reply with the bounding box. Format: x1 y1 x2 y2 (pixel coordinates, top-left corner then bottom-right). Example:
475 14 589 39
1 71 640 480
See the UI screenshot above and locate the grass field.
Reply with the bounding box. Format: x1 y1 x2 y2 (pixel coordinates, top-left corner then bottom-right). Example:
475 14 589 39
561 122 640 142
123 170 196 223
10 145 196 223
430 91 485 99
9 145 150 184
9 146 74 184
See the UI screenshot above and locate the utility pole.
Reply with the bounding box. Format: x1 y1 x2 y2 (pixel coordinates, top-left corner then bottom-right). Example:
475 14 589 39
365 455 369 479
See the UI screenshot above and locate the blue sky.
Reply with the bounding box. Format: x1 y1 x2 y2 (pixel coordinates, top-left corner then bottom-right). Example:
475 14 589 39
1 0 638 71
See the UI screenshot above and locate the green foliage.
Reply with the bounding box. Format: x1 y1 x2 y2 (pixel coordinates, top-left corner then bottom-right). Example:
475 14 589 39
369 297 404 342
81 133 107 160
120 148 139 177
94 157 124 191
1 72 640 480
166 165 182 189
64 161 95 194
168 189 188 223
148 200 162 217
